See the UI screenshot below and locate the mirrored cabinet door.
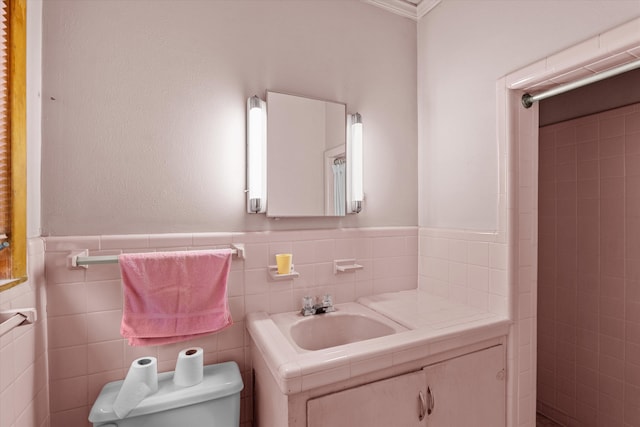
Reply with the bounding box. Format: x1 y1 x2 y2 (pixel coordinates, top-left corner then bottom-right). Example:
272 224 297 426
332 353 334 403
266 91 346 217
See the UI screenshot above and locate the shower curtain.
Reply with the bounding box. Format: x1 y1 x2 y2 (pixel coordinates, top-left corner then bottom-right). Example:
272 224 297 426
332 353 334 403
332 161 346 216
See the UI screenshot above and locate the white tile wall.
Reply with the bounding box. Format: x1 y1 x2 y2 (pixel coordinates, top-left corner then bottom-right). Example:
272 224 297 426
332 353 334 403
418 228 508 317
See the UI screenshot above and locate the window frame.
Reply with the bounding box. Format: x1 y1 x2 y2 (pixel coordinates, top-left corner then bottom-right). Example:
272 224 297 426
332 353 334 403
0 0 27 292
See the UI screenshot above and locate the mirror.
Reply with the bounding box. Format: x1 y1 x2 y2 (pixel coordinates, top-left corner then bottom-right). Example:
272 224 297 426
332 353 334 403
266 91 347 217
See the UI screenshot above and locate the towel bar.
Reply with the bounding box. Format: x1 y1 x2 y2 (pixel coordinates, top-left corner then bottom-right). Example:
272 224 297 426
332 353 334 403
68 244 246 269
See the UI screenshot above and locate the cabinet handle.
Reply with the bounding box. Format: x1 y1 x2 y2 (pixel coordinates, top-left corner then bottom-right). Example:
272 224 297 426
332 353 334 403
419 387 435 421
427 386 434 415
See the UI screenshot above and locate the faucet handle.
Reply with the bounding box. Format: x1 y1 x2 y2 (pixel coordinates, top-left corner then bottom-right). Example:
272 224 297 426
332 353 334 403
322 294 335 312
303 296 314 309
322 294 333 306
301 296 315 316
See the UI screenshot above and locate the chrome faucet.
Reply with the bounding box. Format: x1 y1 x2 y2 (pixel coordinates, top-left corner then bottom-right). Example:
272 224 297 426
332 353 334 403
301 294 335 316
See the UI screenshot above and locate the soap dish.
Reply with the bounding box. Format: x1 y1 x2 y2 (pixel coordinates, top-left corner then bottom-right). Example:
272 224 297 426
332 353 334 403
268 265 300 281
333 259 364 274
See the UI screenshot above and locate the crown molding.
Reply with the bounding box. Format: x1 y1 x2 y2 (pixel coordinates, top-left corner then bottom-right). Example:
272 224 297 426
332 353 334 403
416 0 441 19
363 0 442 21
363 0 418 20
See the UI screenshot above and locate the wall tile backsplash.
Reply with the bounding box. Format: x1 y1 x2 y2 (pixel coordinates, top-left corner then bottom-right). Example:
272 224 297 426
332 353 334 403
43 227 418 427
418 228 508 317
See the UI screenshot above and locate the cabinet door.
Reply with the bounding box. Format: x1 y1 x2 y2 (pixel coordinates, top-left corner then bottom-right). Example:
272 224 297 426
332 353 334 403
423 345 506 427
307 370 428 427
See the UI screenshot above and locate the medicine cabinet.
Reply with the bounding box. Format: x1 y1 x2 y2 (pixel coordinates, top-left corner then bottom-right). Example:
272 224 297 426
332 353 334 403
266 91 347 217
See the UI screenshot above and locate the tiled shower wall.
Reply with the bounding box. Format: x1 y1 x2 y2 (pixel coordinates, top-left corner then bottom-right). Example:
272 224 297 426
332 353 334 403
537 103 640 426
43 227 417 427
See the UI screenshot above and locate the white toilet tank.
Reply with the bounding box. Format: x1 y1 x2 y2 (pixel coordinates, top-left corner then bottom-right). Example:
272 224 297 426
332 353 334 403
89 361 243 427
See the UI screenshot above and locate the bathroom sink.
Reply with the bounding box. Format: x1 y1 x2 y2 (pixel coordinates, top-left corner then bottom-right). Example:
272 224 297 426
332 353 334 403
271 302 407 352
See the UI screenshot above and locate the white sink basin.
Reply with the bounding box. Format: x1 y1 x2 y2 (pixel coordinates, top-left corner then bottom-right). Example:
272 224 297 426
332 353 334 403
270 302 408 352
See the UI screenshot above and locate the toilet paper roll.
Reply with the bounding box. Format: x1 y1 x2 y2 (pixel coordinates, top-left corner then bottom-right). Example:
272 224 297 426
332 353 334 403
173 347 204 387
113 357 158 419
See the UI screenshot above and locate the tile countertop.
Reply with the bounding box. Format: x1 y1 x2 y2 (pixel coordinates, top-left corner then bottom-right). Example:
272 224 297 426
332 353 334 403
246 289 511 395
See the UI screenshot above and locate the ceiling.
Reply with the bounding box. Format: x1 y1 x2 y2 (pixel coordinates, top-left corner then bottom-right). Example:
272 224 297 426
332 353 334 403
363 0 442 20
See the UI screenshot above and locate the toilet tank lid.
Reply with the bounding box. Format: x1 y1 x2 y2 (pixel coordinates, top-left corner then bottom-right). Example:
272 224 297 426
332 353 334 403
89 361 244 423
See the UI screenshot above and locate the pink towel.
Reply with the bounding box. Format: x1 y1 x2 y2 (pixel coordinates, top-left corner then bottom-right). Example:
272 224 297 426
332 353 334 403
119 249 233 346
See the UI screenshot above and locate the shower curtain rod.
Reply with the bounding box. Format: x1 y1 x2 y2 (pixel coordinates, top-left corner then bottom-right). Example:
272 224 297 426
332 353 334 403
521 57 640 108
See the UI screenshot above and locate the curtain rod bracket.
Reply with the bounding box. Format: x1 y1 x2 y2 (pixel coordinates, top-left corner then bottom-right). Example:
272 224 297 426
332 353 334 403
521 93 534 109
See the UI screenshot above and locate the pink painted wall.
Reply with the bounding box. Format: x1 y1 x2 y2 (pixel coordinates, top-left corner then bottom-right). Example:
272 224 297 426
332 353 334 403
537 103 640 426
43 228 417 427
0 239 49 427
41 0 418 236
417 1 640 231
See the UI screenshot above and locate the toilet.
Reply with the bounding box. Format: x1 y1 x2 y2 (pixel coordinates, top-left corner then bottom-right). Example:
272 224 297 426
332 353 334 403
89 361 243 427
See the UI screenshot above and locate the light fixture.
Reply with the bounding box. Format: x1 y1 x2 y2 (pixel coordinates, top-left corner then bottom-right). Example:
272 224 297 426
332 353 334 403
347 112 363 213
247 95 267 213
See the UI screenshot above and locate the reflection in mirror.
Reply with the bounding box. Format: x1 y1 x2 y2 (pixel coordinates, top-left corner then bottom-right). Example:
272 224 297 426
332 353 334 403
266 91 346 217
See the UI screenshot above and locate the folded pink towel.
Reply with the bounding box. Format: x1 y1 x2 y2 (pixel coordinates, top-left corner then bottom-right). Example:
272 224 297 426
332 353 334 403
119 249 233 346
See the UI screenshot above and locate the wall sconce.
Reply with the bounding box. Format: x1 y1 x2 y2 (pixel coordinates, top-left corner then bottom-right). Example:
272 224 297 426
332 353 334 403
347 112 363 214
247 95 267 213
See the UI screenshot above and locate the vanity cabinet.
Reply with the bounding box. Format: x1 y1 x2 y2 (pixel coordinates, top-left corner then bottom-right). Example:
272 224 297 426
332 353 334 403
307 369 427 427
306 344 505 427
422 344 506 426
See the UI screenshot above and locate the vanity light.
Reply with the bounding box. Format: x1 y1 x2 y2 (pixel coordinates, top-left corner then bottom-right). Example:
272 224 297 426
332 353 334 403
247 95 267 213
347 112 363 213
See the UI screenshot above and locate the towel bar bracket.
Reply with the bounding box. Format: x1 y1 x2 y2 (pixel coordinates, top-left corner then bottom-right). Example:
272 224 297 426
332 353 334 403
0 308 37 337
68 250 89 269
233 243 245 260
1 308 37 323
